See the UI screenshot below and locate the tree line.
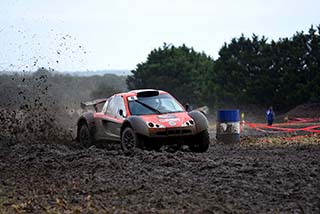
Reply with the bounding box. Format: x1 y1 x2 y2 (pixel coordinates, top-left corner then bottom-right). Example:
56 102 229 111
127 25 320 111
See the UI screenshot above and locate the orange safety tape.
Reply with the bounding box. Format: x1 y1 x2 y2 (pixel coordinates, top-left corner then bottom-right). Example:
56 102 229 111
269 117 319 127
242 121 320 133
291 117 320 122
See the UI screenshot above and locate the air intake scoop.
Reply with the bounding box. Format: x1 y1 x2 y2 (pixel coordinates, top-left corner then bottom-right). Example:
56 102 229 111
137 90 159 97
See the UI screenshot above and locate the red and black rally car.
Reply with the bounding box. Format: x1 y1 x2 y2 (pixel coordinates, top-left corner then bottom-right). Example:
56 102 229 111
77 89 210 153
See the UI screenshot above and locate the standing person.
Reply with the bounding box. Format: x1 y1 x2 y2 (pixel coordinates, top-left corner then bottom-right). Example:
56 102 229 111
266 106 274 126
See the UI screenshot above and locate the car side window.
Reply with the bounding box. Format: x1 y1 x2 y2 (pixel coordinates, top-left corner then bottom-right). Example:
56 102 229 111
106 97 116 116
102 99 110 113
115 96 127 119
105 96 126 118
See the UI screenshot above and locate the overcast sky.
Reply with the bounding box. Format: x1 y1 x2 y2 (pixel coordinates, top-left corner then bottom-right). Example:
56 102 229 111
0 0 319 72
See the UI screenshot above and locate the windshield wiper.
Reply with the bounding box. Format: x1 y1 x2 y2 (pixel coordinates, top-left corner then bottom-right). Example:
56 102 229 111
161 110 184 114
134 100 162 114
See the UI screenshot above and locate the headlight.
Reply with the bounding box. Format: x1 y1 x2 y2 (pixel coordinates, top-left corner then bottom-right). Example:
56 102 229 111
182 119 194 127
146 122 165 128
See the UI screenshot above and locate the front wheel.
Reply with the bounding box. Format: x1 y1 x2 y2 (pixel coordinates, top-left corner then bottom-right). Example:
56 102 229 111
121 127 144 154
189 130 210 153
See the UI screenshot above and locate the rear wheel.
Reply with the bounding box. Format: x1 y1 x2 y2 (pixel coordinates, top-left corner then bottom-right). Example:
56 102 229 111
189 130 210 153
79 124 94 148
121 127 144 154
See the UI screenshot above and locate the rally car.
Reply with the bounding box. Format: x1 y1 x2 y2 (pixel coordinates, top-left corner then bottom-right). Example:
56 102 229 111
76 89 210 153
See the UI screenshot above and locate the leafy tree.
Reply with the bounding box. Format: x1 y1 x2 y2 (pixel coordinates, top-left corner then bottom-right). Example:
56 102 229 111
213 25 320 110
127 43 215 106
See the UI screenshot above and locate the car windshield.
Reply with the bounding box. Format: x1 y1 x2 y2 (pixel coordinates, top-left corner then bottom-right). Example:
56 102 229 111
128 93 184 115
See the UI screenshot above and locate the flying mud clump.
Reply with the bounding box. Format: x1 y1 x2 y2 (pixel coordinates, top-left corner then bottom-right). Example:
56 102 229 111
0 72 71 144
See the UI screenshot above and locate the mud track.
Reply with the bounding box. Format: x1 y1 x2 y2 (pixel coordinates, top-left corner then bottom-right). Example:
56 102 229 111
0 138 320 213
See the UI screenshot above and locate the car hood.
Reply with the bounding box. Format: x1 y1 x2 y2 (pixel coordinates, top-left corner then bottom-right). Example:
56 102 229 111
139 112 192 127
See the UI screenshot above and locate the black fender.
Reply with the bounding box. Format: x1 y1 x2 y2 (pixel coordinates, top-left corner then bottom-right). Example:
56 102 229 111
76 112 96 140
188 111 209 133
121 116 149 137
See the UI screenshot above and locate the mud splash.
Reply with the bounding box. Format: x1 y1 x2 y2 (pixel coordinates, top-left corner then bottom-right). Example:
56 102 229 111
0 72 73 144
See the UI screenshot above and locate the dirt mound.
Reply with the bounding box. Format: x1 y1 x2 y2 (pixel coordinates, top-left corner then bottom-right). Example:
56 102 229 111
1 140 319 213
286 103 320 118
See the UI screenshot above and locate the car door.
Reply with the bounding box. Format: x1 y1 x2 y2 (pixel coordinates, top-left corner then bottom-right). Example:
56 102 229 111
94 96 125 141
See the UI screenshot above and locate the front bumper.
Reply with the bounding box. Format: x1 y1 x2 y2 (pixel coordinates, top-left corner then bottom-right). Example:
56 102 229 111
148 126 196 138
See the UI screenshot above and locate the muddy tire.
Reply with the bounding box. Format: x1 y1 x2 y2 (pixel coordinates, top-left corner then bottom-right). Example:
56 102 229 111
189 130 210 153
121 127 144 154
79 125 94 148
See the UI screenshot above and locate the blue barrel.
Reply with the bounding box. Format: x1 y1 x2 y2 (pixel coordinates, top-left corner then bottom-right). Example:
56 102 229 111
216 109 240 144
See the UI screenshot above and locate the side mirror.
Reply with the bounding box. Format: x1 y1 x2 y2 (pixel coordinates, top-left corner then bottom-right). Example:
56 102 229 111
119 109 126 118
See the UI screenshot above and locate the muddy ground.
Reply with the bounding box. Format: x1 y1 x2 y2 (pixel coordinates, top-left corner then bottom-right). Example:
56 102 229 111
0 135 320 213
1 98 320 213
